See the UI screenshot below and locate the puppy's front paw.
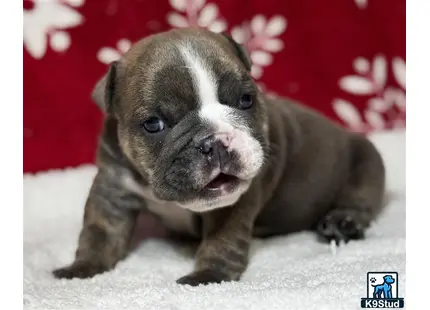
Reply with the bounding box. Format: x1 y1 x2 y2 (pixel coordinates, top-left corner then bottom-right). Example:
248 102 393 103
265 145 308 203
53 261 108 279
176 270 230 286
316 210 365 244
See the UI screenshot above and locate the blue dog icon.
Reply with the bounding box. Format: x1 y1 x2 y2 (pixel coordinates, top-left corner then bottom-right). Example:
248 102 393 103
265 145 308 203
372 275 395 299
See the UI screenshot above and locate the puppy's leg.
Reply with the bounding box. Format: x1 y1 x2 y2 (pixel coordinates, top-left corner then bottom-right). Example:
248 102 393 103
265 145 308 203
177 186 262 286
53 170 141 279
316 134 385 244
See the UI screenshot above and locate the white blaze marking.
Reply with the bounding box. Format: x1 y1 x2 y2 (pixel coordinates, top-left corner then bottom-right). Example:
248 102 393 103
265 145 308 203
179 42 264 182
179 44 218 105
179 43 234 131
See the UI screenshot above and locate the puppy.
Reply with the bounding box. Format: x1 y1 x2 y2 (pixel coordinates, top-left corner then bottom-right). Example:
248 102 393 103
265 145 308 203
53 28 385 286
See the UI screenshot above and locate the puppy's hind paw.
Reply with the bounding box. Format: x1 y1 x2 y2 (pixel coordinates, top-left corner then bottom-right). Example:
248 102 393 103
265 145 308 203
316 210 366 245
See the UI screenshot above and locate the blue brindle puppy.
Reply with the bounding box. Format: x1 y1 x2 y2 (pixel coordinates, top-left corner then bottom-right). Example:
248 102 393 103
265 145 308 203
53 28 386 286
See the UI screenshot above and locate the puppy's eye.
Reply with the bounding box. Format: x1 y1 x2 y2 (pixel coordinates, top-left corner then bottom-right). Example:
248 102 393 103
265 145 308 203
141 117 165 133
238 94 253 109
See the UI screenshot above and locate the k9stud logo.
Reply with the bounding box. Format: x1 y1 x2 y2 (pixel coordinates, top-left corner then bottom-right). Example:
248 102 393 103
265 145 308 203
361 272 404 308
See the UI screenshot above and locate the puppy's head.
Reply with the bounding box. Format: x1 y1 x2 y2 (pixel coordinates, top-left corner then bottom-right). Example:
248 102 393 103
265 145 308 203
93 28 268 212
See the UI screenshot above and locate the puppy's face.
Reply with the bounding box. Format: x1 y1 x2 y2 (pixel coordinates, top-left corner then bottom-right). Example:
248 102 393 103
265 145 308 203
95 29 268 212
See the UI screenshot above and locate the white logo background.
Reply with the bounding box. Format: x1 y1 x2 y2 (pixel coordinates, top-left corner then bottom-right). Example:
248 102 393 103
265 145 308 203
367 272 399 298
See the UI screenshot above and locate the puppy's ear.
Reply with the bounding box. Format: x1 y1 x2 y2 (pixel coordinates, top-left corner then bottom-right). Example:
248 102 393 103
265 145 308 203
221 32 252 72
91 61 118 113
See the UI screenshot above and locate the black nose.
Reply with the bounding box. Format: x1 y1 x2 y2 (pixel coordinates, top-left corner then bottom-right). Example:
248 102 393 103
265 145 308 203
197 137 230 169
198 138 213 155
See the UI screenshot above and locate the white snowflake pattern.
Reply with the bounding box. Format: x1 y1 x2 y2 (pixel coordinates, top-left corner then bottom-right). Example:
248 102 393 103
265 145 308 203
355 0 368 9
24 0 85 59
231 15 287 79
97 39 132 65
333 55 406 133
167 0 227 33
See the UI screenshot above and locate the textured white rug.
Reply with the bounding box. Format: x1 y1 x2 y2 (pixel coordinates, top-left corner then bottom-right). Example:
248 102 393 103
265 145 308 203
23 130 405 310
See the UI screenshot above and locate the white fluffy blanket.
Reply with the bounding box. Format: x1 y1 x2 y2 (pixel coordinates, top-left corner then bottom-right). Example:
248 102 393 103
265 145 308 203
24 130 405 310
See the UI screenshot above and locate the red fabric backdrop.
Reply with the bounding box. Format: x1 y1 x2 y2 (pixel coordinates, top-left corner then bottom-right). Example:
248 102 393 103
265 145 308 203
23 0 406 173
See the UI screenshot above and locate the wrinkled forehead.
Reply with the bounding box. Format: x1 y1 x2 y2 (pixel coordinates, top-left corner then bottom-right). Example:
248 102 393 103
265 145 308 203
124 36 249 121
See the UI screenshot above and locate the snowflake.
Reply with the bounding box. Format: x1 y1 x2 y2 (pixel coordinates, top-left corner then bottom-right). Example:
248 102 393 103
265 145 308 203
333 55 406 133
97 39 132 65
231 15 287 79
23 0 85 59
167 0 227 33
355 0 368 9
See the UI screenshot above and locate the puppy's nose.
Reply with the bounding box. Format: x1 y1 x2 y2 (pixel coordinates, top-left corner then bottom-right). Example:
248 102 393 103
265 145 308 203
197 137 230 169
198 138 214 155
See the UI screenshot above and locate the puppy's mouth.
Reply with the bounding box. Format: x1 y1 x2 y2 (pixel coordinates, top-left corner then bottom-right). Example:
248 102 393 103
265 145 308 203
205 173 240 191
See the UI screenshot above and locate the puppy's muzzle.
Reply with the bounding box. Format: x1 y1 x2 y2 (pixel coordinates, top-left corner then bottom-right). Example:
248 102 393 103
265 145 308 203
197 133 232 172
